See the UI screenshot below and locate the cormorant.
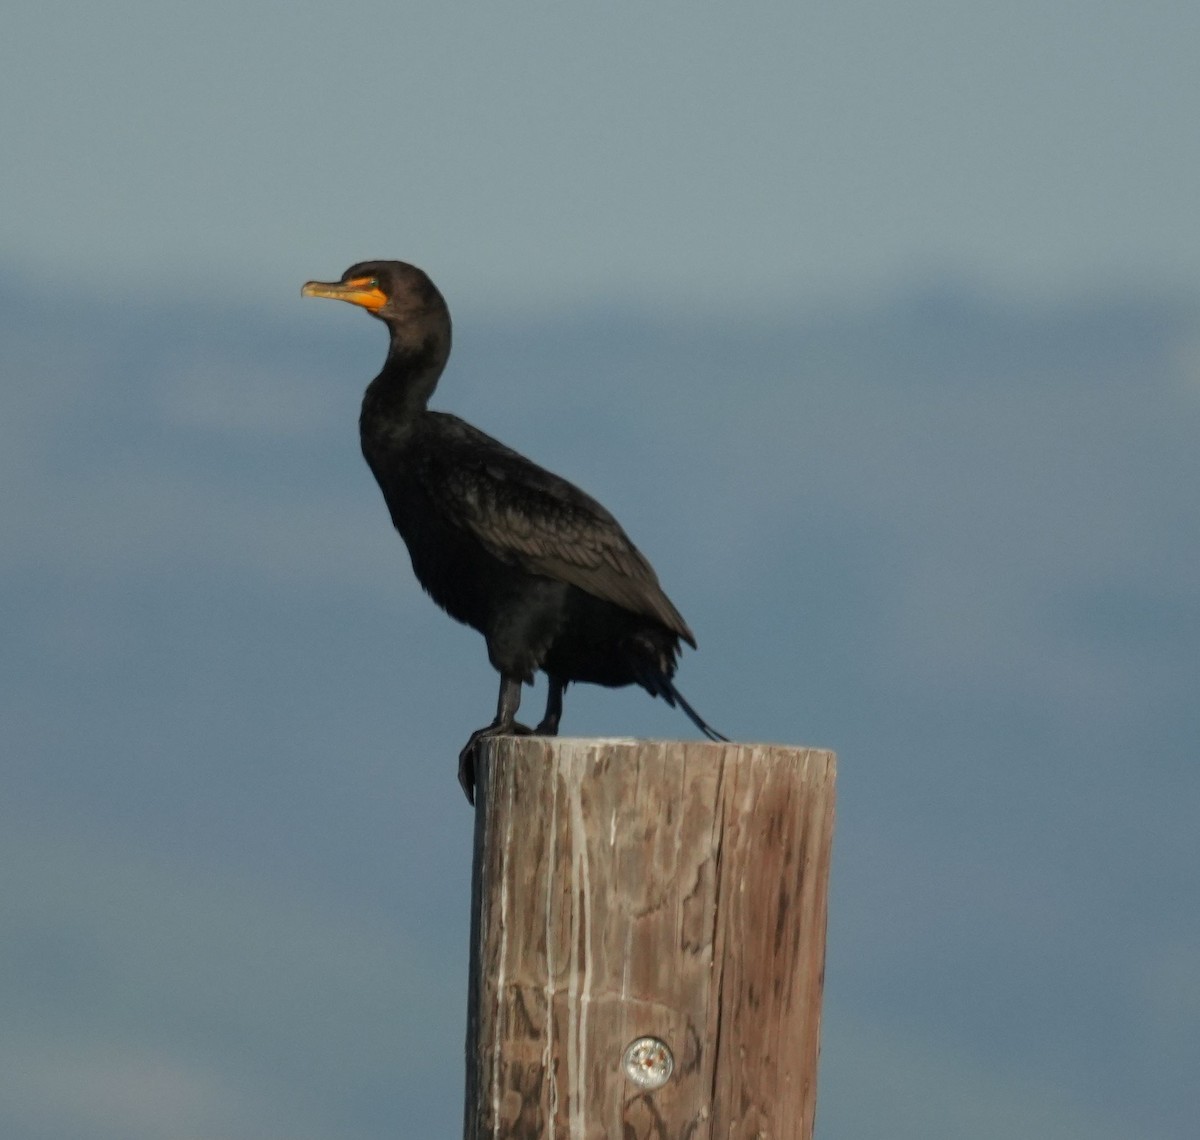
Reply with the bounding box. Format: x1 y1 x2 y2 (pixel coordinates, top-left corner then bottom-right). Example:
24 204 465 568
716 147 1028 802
302 260 726 803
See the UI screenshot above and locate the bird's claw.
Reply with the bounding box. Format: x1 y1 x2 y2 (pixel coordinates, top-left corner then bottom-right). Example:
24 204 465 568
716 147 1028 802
456 721 533 806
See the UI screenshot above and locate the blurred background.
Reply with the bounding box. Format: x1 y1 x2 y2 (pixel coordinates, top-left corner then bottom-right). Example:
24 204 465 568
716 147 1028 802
3 4 1198 1138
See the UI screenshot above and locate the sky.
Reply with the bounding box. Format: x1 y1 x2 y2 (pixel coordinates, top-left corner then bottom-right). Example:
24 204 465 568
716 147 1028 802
3 3 1200 308
3 5 1199 1140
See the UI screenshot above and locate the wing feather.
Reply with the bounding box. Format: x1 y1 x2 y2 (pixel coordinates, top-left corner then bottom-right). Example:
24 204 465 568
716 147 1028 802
415 416 695 645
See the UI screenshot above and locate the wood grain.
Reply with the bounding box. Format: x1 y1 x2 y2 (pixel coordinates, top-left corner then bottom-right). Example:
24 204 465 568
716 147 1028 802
464 737 836 1140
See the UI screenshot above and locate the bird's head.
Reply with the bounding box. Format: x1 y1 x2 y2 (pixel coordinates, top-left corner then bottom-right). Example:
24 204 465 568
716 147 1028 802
301 260 448 329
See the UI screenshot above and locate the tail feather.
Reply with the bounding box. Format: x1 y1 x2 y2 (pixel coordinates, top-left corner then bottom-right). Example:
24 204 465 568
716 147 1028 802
665 680 729 742
639 667 728 742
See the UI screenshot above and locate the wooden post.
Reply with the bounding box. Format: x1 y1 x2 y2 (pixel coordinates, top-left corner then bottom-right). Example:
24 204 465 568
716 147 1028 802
463 737 836 1140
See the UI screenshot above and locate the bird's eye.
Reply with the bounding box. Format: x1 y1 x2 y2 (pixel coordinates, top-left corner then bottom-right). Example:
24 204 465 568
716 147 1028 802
367 278 379 289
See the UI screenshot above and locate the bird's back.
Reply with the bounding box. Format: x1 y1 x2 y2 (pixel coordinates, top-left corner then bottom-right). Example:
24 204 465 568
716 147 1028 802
362 409 695 652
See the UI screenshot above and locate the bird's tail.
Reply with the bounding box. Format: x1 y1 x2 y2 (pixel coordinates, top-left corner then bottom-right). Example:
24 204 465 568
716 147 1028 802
665 680 729 742
639 668 728 742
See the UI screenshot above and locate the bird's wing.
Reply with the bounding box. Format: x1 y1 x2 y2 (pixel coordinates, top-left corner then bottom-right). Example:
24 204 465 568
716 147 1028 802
416 418 696 645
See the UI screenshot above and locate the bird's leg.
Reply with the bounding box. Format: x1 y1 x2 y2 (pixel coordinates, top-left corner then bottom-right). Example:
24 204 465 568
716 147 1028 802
535 675 565 736
457 674 532 805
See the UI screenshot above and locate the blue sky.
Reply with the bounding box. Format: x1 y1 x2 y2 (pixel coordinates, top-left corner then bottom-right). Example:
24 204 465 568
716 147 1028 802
4 4 1199 306
2 5 1199 1139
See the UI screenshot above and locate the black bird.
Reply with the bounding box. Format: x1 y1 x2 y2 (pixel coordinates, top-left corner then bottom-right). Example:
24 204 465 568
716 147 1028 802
302 260 726 803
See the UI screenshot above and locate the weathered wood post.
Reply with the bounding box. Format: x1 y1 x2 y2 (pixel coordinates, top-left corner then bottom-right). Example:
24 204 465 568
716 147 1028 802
463 737 836 1139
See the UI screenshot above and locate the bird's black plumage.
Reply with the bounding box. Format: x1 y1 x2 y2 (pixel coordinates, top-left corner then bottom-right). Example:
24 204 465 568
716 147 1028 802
302 260 725 801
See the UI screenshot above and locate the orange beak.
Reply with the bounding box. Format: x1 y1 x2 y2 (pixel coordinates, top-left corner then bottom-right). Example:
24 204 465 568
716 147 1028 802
301 276 388 312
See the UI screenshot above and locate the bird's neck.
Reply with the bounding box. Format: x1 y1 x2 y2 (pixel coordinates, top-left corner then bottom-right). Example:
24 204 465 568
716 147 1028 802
363 332 451 426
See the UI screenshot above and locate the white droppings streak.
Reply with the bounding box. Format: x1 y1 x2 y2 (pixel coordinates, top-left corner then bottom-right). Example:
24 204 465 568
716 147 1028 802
620 754 638 1005
566 750 593 1140
490 764 515 1140
544 745 560 1124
